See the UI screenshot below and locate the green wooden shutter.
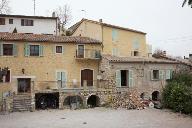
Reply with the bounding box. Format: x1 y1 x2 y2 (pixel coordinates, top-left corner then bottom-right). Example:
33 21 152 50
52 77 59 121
116 70 121 87
57 72 61 81
0 43 2 56
129 70 133 87
166 70 171 80
170 69 173 79
61 72 67 87
39 45 44 56
13 44 18 56
24 43 30 56
159 70 164 80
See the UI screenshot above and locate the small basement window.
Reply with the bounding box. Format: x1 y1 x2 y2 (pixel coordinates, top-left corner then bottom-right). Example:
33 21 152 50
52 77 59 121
133 51 139 56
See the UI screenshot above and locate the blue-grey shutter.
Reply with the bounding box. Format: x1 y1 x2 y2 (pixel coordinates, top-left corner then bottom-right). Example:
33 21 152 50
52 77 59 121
13 44 17 56
112 29 118 41
129 70 133 87
170 69 173 79
166 70 171 80
24 43 30 56
39 45 43 56
159 70 164 80
150 70 153 80
62 45 64 54
57 72 61 81
116 70 121 87
61 72 67 88
0 43 2 56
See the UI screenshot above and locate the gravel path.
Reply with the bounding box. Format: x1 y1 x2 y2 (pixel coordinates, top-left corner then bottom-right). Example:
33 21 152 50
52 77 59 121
0 108 192 128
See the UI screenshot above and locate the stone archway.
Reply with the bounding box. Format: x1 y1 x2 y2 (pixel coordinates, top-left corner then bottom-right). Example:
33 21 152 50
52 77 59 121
87 95 100 107
63 95 83 109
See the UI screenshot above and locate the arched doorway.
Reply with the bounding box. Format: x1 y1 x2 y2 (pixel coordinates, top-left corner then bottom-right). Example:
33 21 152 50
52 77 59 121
63 95 83 109
87 95 100 107
152 91 160 101
81 69 93 87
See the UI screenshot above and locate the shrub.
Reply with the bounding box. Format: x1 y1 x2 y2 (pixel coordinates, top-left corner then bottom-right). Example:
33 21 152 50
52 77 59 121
162 73 192 115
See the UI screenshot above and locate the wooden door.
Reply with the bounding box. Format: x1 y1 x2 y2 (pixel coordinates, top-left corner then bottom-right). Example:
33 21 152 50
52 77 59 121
81 69 93 87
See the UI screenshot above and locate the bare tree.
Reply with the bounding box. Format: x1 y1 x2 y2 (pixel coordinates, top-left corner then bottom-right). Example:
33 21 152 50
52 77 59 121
55 4 72 30
182 0 192 7
152 49 166 58
0 0 11 14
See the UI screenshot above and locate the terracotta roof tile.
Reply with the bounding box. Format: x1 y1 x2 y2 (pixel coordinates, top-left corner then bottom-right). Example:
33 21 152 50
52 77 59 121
103 54 179 64
69 18 146 35
0 32 101 44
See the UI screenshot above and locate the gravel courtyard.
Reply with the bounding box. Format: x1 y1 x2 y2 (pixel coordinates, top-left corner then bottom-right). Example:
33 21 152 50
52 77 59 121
0 108 192 128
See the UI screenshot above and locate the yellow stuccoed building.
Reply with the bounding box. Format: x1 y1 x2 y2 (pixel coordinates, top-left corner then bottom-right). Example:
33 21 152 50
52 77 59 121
69 19 150 57
0 32 102 111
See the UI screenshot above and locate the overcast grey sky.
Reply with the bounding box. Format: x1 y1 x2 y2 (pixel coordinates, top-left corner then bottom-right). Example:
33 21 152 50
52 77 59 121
9 0 192 57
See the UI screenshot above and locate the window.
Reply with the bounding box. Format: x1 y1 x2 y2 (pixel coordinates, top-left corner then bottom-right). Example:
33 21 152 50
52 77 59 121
153 70 159 80
133 51 139 56
77 45 84 58
3 44 13 56
9 19 13 24
0 18 5 25
151 70 163 80
21 19 34 26
116 70 133 87
24 44 43 57
56 71 67 88
30 45 39 56
0 69 11 83
55 46 63 54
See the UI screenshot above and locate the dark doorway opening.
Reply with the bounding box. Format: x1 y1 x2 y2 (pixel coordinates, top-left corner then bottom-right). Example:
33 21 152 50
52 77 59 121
87 95 100 108
152 91 160 101
35 93 59 110
18 78 31 93
121 70 128 86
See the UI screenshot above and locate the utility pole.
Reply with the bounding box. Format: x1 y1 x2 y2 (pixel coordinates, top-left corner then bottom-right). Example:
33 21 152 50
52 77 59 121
33 0 36 16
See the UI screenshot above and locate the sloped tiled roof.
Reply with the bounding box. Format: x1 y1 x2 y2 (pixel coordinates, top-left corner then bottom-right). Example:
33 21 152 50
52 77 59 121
153 55 192 67
102 54 179 64
0 32 101 44
68 18 146 35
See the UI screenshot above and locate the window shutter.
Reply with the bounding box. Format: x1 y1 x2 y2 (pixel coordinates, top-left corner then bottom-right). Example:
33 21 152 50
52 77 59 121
57 72 61 81
170 69 173 79
166 70 171 80
62 45 64 54
112 29 118 41
61 72 67 88
150 70 153 80
159 70 164 80
13 44 18 56
24 43 30 56
116 70 121 87
0 43 2 56
39 45 44 56
129 70 133 87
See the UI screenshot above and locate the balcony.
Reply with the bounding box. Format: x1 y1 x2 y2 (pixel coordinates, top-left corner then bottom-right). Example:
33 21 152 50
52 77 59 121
76 49 101 60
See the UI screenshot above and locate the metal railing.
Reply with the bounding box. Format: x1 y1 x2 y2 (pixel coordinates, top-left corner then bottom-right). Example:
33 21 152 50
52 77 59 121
76 49 101 59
